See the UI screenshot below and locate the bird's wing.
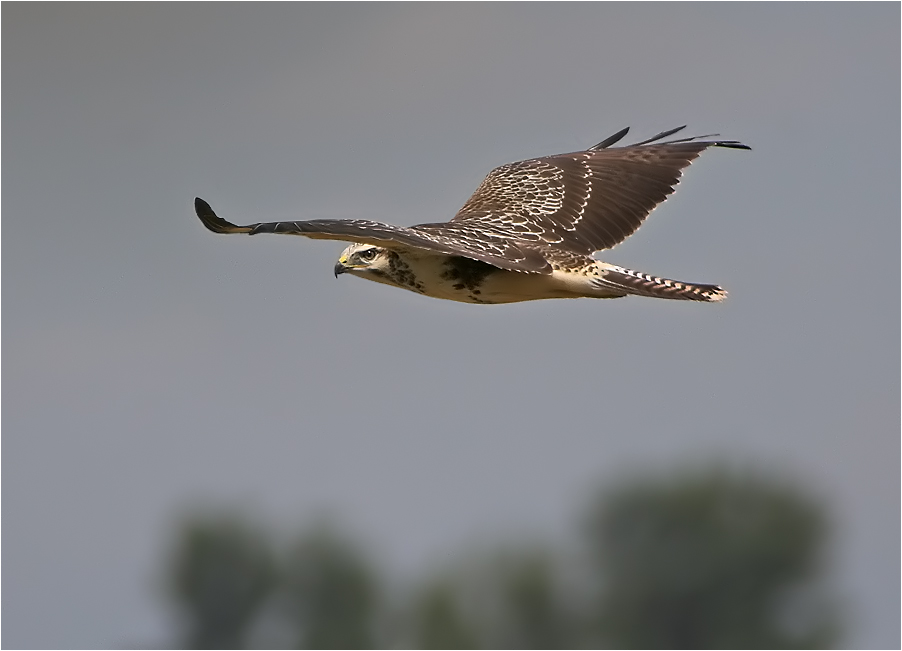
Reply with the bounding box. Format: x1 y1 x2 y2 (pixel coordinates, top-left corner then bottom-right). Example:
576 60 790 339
194 198 550 273
451 126 749 255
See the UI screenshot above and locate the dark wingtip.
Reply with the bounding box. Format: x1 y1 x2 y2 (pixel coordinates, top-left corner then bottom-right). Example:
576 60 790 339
712 141 752 151
630 127 751 151
632 125 688 146
590 127 630 150
194 197 251 234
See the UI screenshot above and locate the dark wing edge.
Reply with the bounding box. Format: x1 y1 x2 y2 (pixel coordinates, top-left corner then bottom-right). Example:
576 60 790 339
195 197 411 246
451 126 749 255
195 197 253 233
591 125 751 151
194 198 550 273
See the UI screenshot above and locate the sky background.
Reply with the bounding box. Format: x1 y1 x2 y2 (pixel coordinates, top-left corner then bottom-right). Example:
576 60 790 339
3 4 899 648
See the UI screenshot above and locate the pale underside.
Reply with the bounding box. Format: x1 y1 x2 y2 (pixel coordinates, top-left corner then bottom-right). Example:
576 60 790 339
339 245 727 304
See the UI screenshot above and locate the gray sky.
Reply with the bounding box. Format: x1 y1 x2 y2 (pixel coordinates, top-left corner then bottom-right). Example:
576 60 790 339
3 4 899 648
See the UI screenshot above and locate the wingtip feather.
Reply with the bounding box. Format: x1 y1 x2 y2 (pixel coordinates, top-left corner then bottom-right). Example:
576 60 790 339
194 197 251 234
590 127 630 150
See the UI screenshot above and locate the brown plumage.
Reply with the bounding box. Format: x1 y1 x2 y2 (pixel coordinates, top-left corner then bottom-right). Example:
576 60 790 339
195 126 748 304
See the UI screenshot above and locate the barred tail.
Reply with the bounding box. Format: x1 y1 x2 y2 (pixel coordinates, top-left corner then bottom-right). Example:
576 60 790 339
594 264 727 302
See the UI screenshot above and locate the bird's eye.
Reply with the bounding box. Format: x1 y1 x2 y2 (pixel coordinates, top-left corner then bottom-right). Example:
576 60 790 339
358 249 378 262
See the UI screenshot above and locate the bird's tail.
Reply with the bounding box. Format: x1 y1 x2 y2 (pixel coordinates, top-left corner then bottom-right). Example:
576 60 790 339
593 263 727 302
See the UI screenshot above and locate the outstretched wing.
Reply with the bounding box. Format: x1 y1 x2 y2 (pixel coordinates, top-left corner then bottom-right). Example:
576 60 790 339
451 126 749 255
194 198 550 273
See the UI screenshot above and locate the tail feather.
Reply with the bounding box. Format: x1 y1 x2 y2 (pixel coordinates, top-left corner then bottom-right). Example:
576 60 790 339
594 264 727 302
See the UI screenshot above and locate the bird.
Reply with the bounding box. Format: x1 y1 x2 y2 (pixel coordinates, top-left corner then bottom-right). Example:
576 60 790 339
195 126 748 304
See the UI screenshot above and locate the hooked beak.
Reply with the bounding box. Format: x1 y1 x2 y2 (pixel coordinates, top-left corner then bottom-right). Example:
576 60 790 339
334 260 347 278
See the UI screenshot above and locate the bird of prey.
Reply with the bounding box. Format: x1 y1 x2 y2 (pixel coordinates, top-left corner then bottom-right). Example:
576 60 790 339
195 126 748 304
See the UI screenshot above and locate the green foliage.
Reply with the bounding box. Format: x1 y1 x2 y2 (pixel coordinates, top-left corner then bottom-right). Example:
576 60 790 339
412 580 481 649
282 528 379 649
493 551 573 649
400 550 575 650
585 471 835 649
169 514 275 649
163 469 839 649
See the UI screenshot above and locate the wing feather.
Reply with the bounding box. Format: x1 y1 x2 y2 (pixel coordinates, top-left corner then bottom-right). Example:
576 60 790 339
452 128 749 254
194 198 550 273
195 127 747 273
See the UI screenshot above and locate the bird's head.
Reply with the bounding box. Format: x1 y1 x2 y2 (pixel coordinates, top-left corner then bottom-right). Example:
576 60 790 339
334 243 391 279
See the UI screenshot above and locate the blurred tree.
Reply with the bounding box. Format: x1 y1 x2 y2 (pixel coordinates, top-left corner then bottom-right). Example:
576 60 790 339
160 468 838 649
411 579 481 649
168 514 275 649
404 548 575 649
584 471 836 649
281 527 379 649
485 550 575 649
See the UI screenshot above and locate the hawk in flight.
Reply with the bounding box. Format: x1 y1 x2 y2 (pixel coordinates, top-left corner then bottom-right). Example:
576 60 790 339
195 126 748 304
